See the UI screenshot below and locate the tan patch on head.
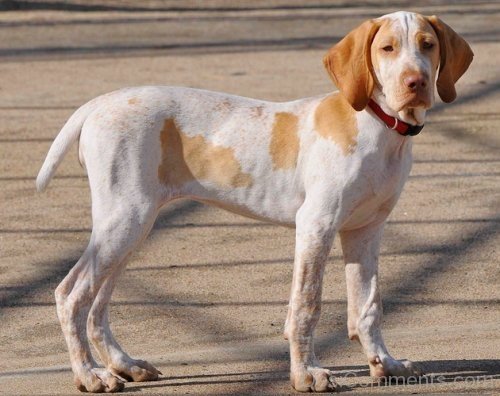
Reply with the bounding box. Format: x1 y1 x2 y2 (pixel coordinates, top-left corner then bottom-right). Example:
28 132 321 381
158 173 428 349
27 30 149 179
128 97 140 105
314 93 358 155
370 18 398 74
424 15 472 103
158 119 253 188
269 112 299 170
416 15 441 70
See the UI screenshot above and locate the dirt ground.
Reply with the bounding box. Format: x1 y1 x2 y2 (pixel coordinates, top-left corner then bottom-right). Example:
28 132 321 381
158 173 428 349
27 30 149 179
0 1 499 395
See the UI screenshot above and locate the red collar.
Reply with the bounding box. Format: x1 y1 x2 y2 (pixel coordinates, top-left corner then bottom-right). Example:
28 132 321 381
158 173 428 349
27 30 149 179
367 99 424 136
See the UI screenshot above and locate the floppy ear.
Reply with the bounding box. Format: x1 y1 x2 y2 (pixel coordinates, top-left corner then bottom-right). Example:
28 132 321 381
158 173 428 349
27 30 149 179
323 20 380 111
426 15 474 103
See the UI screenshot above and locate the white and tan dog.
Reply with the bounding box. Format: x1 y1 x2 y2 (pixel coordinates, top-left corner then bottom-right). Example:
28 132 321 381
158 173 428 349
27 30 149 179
37 11 472 393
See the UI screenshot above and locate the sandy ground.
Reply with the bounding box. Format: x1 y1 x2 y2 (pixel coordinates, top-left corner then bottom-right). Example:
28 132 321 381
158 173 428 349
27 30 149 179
0 1 499 394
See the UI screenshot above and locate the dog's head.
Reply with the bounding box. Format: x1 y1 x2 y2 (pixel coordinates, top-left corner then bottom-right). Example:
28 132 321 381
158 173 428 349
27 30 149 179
323 11 473 125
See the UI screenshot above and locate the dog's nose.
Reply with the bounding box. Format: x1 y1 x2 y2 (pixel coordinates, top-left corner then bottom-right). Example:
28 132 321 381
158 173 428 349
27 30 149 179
404 73 427 91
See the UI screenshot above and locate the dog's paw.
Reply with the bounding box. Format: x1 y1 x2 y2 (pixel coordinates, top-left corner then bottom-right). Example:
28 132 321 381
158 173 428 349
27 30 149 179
110 358 162 382
291 366 339 392
369 356 423 379
74 368 125 393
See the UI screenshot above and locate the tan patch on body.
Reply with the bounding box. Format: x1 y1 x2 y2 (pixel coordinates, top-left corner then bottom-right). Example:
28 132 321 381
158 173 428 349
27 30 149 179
269 112 300 169
128 97 140 105
314 93 358 155
158 118 253 188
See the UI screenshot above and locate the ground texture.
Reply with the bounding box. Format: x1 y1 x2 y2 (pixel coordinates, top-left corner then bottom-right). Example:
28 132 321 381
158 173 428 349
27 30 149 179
0 0 499 394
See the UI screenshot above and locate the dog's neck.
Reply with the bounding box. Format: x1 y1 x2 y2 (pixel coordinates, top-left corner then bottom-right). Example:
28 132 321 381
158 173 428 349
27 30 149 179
370 88 427 126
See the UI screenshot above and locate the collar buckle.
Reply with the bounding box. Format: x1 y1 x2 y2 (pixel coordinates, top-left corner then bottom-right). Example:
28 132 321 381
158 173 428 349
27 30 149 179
367 99 425 137
391 118 399 130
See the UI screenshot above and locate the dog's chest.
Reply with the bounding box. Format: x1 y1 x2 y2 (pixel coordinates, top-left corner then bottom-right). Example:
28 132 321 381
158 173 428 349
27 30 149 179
368 154 410 196
342 142 413 229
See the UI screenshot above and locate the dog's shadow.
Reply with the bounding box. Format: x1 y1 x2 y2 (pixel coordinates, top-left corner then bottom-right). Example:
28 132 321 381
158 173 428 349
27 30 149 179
343 359 500 392
410 358 500 379
123 359 500 393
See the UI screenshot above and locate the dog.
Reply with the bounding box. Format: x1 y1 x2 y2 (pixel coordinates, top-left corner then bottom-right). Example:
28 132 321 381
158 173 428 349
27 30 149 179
37 11 473 393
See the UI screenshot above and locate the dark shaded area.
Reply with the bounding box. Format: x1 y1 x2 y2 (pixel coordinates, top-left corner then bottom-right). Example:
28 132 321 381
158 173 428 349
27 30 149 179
0 254 78 312
3 297 499 309
0 200 201 312
1 216 499 234
3 7 500 29
0 35 342 61
0 137 60 143
3 0 496 13
1 358 498 394
0 174 85 181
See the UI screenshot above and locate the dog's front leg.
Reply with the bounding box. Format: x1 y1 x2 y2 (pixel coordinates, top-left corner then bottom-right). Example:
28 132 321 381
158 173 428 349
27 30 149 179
286 204 339 392
340 221 423 380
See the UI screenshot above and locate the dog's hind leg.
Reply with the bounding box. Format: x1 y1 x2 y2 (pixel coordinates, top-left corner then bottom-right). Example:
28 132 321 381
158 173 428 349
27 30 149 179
87 268 162 383
55 195 159 393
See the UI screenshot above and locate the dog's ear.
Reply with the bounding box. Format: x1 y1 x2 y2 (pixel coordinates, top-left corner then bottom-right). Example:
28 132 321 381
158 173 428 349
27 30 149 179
426 15 474 103
323 20 380 111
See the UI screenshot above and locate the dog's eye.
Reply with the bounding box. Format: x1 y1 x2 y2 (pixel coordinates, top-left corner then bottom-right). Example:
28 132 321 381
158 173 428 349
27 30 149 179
382 45 394 52
423 41 434 50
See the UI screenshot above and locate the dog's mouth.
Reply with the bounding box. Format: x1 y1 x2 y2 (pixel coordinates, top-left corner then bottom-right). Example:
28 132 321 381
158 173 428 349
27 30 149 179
394 92 432 112
370 86 431 125
396 106 426 126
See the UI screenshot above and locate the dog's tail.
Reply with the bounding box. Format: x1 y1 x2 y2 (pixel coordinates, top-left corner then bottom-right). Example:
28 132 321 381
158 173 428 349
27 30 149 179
36 99 98 192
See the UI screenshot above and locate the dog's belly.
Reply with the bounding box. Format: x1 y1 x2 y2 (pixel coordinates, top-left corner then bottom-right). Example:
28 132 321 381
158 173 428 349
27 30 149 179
172 153 305 226
195 196 299 227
